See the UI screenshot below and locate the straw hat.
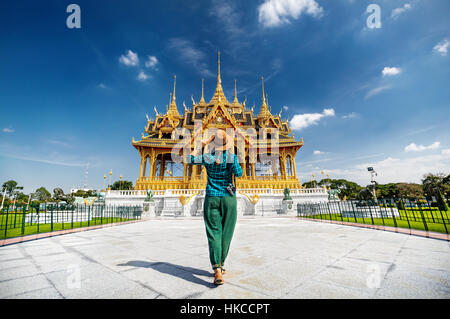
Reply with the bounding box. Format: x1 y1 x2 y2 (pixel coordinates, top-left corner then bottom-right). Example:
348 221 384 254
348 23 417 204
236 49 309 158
211 129 230 152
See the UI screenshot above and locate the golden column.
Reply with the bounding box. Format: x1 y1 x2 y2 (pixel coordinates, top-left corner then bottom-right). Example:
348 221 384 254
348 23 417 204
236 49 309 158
293 156 298 178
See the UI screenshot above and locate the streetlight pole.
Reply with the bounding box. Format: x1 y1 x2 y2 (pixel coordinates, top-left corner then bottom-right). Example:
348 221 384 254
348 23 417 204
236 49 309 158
108 169 112 190
103 175 106 192
119 175 123 190
0 188 6 211
367 167 378 201
27 193 32 211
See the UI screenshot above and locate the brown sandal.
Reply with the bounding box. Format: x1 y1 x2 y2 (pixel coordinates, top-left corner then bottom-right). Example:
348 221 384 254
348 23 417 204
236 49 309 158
214 269 224 285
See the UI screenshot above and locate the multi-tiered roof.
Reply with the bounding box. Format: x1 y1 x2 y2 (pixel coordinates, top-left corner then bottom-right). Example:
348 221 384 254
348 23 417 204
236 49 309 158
132 52 302 150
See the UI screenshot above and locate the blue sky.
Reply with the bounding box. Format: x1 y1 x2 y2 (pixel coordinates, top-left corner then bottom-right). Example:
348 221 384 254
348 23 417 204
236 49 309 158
1 0 449 193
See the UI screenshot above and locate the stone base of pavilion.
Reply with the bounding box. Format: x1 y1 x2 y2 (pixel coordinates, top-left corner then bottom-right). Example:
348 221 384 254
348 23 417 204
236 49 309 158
105 188 329 217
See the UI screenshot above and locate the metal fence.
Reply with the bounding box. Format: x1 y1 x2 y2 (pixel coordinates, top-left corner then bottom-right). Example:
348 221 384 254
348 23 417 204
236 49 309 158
1 203 142 239
297 198 450 235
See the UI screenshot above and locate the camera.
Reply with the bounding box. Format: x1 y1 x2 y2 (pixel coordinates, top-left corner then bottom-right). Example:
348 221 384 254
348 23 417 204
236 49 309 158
226 184 236 196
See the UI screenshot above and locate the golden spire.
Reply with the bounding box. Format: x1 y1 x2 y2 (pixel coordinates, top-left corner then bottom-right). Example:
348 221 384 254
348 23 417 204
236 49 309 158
172 75 176 104
217 51 221 84
258 76 271 118
232 79 239 105
199 78 206 105
168 75 181 117
262 77 266 105
209 51 228 104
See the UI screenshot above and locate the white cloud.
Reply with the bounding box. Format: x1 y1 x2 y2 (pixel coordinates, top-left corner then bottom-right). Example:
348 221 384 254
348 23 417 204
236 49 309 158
354 152 450 184
283 105 289 111
404 141 440 152
167 38 214 78
391 3 411 18
433 39 449 56
2 127 14 133
137 71 150 81
342 112 357 119
98 83 110 90
44 139 72 148
258 0 323 28
365 85 392 99
119 50 139 66
313 150 326 155
382 67 402 77
290 108 335 130
145 56 158 69
300 151 450 185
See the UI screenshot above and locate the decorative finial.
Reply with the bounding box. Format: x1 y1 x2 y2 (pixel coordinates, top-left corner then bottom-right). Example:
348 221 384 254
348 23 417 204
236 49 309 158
262 77 266 105
199 78 205 104
233 79 238 104
172 75 176 103
217 52 221 84
209 51 229 104
258 77 270 118
154 105 159 116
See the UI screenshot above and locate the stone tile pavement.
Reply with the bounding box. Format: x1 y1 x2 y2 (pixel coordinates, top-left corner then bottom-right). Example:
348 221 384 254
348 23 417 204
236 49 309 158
0 217 449 299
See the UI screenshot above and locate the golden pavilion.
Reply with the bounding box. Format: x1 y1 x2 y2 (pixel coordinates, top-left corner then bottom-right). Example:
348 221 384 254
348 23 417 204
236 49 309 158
132 53 304 191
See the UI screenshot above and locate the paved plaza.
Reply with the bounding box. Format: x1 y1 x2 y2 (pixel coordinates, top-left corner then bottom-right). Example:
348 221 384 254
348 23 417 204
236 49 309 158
0 217 449 299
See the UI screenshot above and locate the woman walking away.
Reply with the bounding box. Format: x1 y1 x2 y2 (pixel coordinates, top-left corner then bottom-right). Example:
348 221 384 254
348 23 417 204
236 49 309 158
186 129 243 285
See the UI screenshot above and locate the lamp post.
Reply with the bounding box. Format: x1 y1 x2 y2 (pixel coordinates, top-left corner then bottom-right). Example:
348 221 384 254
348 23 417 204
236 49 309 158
367 167 378 201
0 188 6 211
26 193 32 211
103 175 106 192
119 174 123 190
108 170 112 191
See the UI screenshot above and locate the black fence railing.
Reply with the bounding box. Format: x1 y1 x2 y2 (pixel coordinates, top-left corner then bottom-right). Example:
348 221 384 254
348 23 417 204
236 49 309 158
297 198 449 235
0 203 142 239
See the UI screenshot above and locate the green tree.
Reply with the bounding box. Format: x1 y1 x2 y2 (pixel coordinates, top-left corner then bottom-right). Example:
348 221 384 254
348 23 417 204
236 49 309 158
376 183 398 198
422 173 448 194
436 188 449 211
34 187 52 202
395 183 423 199
16 192 29 204
302 181 317 188
2 180 23 198
422 173 450 200
110 180 133 190
316 179 362 200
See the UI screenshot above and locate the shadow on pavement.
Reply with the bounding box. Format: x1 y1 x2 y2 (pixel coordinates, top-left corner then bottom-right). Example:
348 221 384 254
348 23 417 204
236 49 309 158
117 260 217 288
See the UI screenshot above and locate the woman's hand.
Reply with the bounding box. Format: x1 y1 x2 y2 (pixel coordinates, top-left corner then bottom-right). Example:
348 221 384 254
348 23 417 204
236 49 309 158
188 131 215 156
201 134 215 146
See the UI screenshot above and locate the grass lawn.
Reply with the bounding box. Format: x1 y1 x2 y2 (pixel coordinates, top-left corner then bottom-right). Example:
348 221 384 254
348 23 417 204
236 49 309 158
0 214 138 240
300 209 449 234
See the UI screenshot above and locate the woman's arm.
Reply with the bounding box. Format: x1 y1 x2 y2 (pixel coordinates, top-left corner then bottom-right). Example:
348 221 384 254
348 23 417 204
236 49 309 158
230 153 243 178
185 132 215 165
